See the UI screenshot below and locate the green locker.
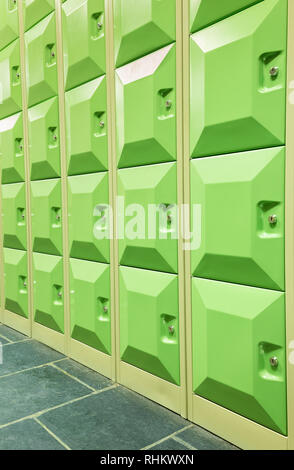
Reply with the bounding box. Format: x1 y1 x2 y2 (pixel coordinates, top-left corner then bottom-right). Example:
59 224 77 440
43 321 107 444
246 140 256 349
190 0 287 158
0 112 25 184
65 76 108 176
116 44 176 168
118 162 178 274
31 178 62 255
2 182 26 250
0 39 22 120
192 277 287 435
25 12 58 107
190 0 263 33
114 0 176 67
3 248 28 318
0 0 19 51
190 147 285 290
68 172 109 263
120 266 180 385
62 0 106 92
24 0 55 32
70 258 111 354
33 252 64 333
28 96 60 180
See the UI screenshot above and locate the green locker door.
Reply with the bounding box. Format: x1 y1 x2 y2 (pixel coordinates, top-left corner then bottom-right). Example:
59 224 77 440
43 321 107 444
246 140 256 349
0 39 22 120
0 0 19 51
28 96 60 180
0 112 25 184
31 178 63 255
3 248 28 318
65 76 108 176
70 258 111 354
33 252 64 333
118 162 178 273
120 266 180 385
192 277 287 435
190 147 285 290
68 172 109 263
24 0 55 32
62 0 106 91
25 12 58 107
190 0 287 158
2 182 27 250
114 0 176 67
116 44 176 168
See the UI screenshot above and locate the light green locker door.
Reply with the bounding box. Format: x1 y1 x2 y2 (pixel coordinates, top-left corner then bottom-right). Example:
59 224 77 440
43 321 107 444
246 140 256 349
2 182 27 250
192 277 287 435
3 248 28 318
0 112 25 184
114 0 176 67
23 0 55 32
0 0 19 51
120 266 180 385
70 258 111 354
190 0 287 158
0 39 22 119
116 44 176 168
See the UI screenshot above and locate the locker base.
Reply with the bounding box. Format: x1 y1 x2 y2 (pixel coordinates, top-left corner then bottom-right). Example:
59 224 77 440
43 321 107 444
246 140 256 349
69 338 114 381
32 322 65 354
119 361 185 417
2 309 30 337
191 394 288 450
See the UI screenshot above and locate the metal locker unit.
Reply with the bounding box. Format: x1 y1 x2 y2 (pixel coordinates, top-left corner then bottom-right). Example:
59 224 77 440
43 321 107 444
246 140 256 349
183 0 294 450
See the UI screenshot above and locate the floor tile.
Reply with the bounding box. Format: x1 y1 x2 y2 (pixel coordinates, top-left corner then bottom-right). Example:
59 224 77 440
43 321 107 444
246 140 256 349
0 419 65 450
149 437 191 450
177 426 238 450
56 358 112 390
0 365 91 425
0 340 64 376
0 325 27 343
39 386 189 450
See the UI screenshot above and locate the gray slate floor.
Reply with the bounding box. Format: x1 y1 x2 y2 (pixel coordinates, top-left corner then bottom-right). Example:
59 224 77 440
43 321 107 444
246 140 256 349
0 324 238 451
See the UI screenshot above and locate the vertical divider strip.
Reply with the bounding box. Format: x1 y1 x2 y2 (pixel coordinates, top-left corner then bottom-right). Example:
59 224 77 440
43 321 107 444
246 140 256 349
18 0 33 336
105 0 117 381
285 0 294 451
55 0 70 354
106 0 120 382
182 0 193 420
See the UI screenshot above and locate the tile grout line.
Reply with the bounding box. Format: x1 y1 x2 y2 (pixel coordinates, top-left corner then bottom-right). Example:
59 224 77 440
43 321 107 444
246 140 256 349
0 357 67 379
141 424 194 450
172 435 197 450
33 417 71 450
2 338 32 346
0 384 118 430
0 334 13 343
50 362 97 392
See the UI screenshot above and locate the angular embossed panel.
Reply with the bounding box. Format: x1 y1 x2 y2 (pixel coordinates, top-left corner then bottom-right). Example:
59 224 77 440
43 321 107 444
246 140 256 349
191 147 284 290
65 76 108 176
25 12 58 107
62 0 106 91
120 266 180 385
192 277 287 435
0 40 22 119
0 112 25 184
190 0 287 158
2 182 27 250
3 248 28 318
114 0 176 67
28 96 60 180
116 44 176 168
31 178 63 255
68 172 109 263
118 163 178 274
70 258 111 354
0 0 19 51
24 0 55 32
33 252 64 333
190 0 263 33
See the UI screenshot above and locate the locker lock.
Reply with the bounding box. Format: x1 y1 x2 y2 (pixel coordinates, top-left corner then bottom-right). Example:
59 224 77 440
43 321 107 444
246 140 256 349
103 306 108 313
165 100 172 109
268 214 277 225
16 72 20 79
58 292 62 298
269 66 279 78
53 134 57 141
168 325 175 334
97 22 103 30
99 121 105 128
270 356 279 368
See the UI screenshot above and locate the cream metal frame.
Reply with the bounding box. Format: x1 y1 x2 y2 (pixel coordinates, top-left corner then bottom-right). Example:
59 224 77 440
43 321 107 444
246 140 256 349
182 0 294 450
